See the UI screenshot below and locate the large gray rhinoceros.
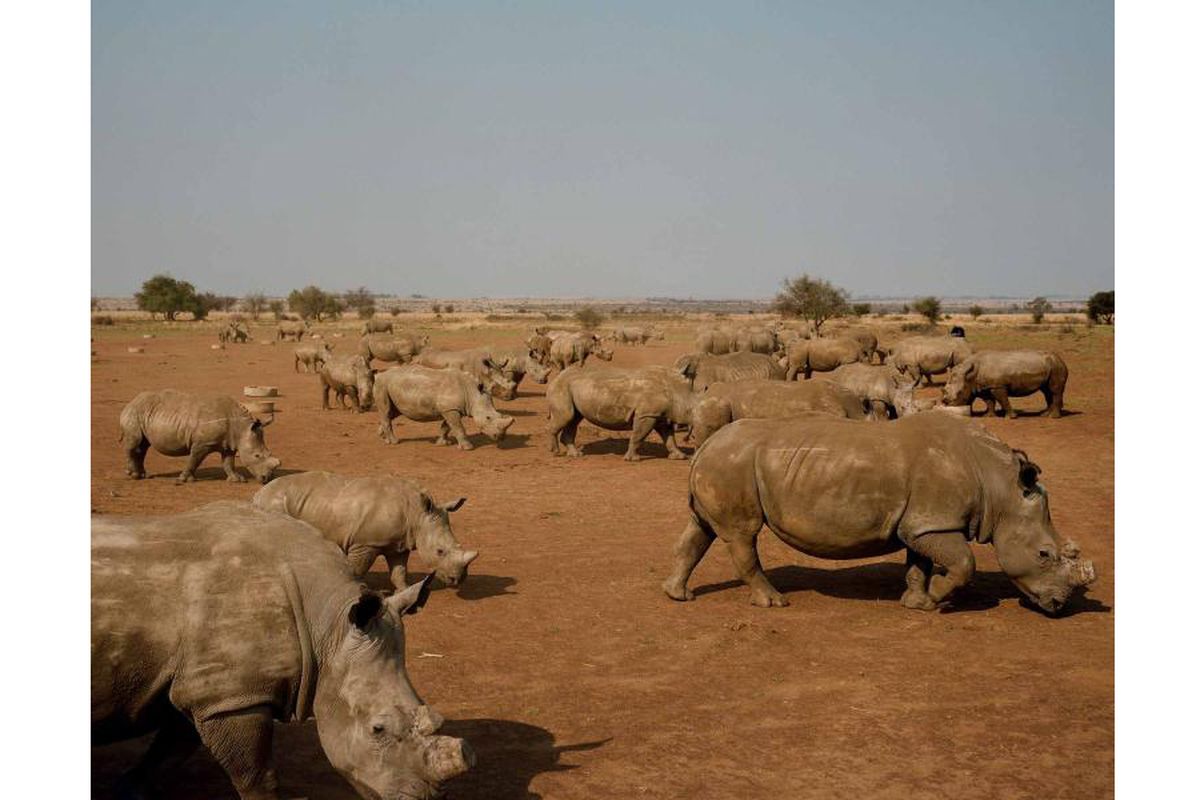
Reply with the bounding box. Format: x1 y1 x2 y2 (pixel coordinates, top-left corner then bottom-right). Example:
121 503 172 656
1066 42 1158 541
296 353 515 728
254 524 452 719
374 365 514 450
92 502 473 800
674 351 786 392
276 319 309 341
413 348 517 399
547 366 694 460
688 379 866 447
485 346 552 399
782 336 868 380
548 333 614 370
825 362 921 420
119 390 280 483
319 354 376 412
254 471 479 590
662 414 1095 614
359 332 430 367
942 350 1069 418
694 328 736 355
886 335 973 384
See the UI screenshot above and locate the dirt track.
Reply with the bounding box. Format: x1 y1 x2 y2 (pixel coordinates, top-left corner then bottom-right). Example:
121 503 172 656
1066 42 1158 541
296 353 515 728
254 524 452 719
91 321 1114 800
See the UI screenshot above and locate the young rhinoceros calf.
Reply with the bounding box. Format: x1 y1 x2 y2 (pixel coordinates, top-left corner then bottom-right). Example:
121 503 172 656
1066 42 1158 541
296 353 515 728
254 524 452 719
674 351 786 393
319 354 377 412
782 336 868 380
688 379 867 447
119 390 280 483
92 502 473 800
942 350 1069 418
374 365 514 450
663 413 1095 614
294 340 334 373
254 471 479 590
886 335 974 385
547 365 695 461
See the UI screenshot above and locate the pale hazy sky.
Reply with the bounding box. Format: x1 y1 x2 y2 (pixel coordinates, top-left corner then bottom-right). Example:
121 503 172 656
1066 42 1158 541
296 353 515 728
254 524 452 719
92 1 1113 299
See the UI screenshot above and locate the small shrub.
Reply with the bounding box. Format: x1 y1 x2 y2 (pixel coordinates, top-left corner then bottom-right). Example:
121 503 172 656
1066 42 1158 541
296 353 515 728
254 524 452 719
358 304 376 320
444 304 455 314
574 306 604 330
901 322 933 333
92 314 115 326
969 304 984 319
1027 296 1051 324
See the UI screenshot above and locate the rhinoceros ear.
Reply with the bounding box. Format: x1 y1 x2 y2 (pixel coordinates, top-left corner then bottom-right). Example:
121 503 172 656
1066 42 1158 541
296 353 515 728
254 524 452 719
349 592 384 630
1014 450 1042 493
389 574 434 617
441 497 466 513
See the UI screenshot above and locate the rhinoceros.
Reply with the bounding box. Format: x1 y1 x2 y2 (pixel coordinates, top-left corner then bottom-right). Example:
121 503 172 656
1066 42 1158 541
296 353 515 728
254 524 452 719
219 322 250 344
688 379 866 446
92 502 473 800
886 336 973 384
694 328 736 355
253 471 479 591
119 390 280 483
674 351 786 392
613 326 650 345
840 329 882 363
294 341 334 373
374 365 514 450
733 326 777 354
360 332 430 367
276 319 309 341
413 348 517 399
548 333 614 370
662 414 1096 613
362 318 395 335
782 336 868 380
485 347 552 399
319 354 376 412
547 366 694 460
825 363 921 420
524 333 553 365
943 350 1069 418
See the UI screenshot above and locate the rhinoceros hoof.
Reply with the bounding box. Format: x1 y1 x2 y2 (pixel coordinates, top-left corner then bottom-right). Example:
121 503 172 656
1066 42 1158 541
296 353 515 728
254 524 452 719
667 451 689 461
226 474 247 483
457 442 475 451
127 471 145 480
662 580 694 602
750 589 790 608
176 475 195 484
623 452 641 462
900 589 938 611
565 447 582 458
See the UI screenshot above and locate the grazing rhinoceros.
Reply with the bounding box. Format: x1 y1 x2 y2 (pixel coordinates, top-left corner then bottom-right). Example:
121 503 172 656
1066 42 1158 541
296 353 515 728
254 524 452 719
688 379 866 447
254 472 479 590
218 321 250 344
733 326 777 355
374 365 514 450
547 366 695 461
413 348 517 399
276 319 309 341
119 390 280 484
485 347 552 399
825 363 921 420
362 318 394 335
614 326 651 345
840 329 882 363
782 336 868 380
524 333 553 365
319 354 376 412
548 333 614 370
294 341 334 373
694 328 735 355
886 336 973 384
674 351 786 392
662 414 1096 613
359 332 430 367
92 502 473 800
943 350 1069 418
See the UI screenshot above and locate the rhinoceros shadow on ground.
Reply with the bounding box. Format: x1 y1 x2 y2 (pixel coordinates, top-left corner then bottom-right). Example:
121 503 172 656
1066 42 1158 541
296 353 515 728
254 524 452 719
142 465 306 482
576 438 693 460
693 562 1110 617
362 570 518 601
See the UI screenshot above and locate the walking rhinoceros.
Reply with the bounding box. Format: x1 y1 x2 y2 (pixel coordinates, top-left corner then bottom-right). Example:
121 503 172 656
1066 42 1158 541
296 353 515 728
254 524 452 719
674 351 786 392
524 333 553 365
662 414 1096 614
548 333 614 370
119 390 280 483
485 347 552 399
253 471 479 590
319 354 376 412
362 318 395 335
92 501 473 800
688 379 866 447
359 332 430 367
886 336 973 384
276 319 309 341
825 362 921 420
413 348 517 399
942 350 1069 418
374 365 514 450
294 341 334 373
547 366 695 461
782 336 868 380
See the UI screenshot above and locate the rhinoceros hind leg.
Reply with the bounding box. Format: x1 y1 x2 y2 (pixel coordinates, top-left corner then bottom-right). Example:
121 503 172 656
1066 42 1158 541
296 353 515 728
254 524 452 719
115 712 199 800
176 446 214 484
662 518 716 601
900 550 937 611
1043 386 1063 418
123 435 149 480
194 705 279 800
656 421 688 460
727 535 788 607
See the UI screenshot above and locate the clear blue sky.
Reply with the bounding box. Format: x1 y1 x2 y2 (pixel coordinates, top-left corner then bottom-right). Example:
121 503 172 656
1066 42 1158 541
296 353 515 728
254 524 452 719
92 1 1113 299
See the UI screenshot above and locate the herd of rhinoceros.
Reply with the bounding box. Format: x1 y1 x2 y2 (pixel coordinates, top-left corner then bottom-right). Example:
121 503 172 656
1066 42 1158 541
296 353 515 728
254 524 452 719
95 317 1091 799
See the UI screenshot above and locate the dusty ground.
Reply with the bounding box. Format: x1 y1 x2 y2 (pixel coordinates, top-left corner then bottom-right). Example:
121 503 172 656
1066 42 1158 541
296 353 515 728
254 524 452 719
91 317 1114 800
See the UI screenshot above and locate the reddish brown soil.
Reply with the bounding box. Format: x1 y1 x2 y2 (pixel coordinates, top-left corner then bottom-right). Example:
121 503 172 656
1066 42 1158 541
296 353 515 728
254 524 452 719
91 323 1113 800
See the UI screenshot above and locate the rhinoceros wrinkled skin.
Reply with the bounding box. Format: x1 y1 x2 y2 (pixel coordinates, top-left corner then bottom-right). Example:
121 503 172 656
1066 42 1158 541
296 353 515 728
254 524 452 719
887 336 974 384
361 318 394 335
547 366 695 461
374 365 514 450
413 348 517 399
613 326 652 345
277 320 309 341
674 351 786 392
548 333 614 370
92 502 473 800
294 341 334 373
319 355 376 413
943 350 1069 418
695 328 736 355
733 326 777 355
825 362 921 419
359 332 430 367
485 347 552 399
663 414 1096 614
782 336 868 380
689 379 867 447
119 390 280 484
840 329 882 363
524 333 553 365
253 471 479 591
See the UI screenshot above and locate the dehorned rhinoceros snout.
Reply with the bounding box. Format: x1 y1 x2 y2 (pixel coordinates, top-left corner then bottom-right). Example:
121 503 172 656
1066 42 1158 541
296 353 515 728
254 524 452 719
482 415 514 441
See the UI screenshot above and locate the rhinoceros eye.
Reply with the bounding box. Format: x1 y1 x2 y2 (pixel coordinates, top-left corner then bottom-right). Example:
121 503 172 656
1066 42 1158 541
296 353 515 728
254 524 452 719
371 723 385 735
436 548 446 557
1038 549 1052 560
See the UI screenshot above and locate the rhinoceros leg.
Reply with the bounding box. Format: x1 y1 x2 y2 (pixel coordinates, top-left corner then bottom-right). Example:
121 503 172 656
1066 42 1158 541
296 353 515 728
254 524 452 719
728 534 789 607
385 548 411 589
221 451 246 483
116 712 199 800
442 411 474 450
320 381 332 410
662 518 716 601
655 421 688 460
623 416 657 461
900 550 937 611
123 433 149 480
1043 385 1063 418
346 544 382 576
194 706 280 800
377 401 400 444
176 446 215 483
993 387 1017 418
905 531 976 606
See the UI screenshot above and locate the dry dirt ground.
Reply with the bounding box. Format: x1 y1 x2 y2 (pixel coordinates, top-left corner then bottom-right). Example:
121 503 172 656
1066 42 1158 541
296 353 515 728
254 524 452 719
91 318 1113 800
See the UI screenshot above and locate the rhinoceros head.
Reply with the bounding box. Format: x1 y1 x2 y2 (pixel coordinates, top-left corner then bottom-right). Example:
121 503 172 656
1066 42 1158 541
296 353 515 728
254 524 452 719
592 343 614 361
236 417 280 483
316 579 474 799
414 495 479 587
990 454 1096 615
354 363 377 412
522 353 551 384
942 359 978 407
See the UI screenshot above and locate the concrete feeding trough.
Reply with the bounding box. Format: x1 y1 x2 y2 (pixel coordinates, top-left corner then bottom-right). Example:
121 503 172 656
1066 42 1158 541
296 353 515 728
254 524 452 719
244 386 279 398
127 346 144 354
211 343 224 350
244 400 276 415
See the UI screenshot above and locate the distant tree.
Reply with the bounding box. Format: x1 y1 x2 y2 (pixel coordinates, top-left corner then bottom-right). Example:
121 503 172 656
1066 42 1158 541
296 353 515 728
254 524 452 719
1086 290 1115 324
389 305 402 317
912 296 942 325
358 304 376 320
91 296 100 311
243 292 267 320
431 303 443 315
343 287 374 314
969 304 984 320
445 303 455 314
135 274 201 321
900 304 910 315
191 293 221 321
268 300 285 320
851 302 871 318
772 274 848 337
288 286 343 321
575 306 604 330
1027 296 1052 324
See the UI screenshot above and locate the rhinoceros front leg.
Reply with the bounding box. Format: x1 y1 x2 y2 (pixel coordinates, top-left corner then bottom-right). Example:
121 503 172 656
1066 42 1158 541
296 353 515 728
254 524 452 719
662 518 716 601
624 415 657 461
992 388 1017 419
385 548 411 589
346 544 382 576
905 531 976 607
177 446 215 484
194 706 280 800
900 549 937 611
221 450 246 483
442 410 475 450
116 712 199 800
